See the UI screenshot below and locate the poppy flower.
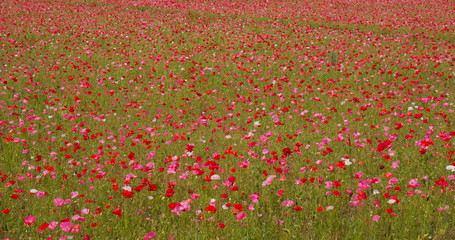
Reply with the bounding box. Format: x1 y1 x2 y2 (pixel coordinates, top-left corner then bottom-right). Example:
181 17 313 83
377 140 392 152
165 189 175 197
236 212 247 221
233 204 243 212
122 190 133 198
282 148 292 156
60 221 73 232
144 232 156 240
24 215 36 226
294 206 303 211
38 223 49 231
372 215 380 222
205 205 217 213
54 197 64 207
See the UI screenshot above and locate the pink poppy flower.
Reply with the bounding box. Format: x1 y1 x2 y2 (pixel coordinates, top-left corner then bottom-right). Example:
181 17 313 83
144 232 156 240
54 197 64 207
81 208 90 215
24 215 36 226
372 215 380 222
388 178 398 184
236 212 247 221
70 192 79 198
49 221 59 229
281 200 294 207
60 222 73 232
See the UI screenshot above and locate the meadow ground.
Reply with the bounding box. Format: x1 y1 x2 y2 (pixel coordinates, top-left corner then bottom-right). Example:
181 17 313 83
1 0 455 239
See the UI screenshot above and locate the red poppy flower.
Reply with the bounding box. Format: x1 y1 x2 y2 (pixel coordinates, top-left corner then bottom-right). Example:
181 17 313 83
121 190 133 198
294 206 303 211
165 189 175 197
205 205 217 213
233 204 243 212
384 173 393 178
168 203 179 210
39 223 49 231
282 148 292 156
377 140 392 152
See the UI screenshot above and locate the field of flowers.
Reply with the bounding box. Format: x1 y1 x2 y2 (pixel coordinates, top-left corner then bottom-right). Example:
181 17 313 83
1 0 455 239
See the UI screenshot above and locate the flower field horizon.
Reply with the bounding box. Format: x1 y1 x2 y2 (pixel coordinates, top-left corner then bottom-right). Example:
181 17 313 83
1 0 455 239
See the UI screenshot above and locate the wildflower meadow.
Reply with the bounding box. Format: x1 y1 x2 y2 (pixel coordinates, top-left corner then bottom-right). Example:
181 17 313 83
1 0 455 239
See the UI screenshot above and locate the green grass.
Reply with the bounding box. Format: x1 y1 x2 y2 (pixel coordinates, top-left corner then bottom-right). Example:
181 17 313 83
1 0 455 239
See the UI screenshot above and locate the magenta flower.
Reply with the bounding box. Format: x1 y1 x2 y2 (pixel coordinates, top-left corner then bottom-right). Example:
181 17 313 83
54 197 64 207
36 191 45 199
60 221 73 232
372 215 380 222
236 212 247 221
358 180 370 189
49 221 59 229
408 179 422 188
70 191 79 198
248 204 255 211
144 232 156 240
81 208 90 215
281 200 295 207
249 193 260 203
24 215 36 226
388 178 398 185
391 161 400 169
